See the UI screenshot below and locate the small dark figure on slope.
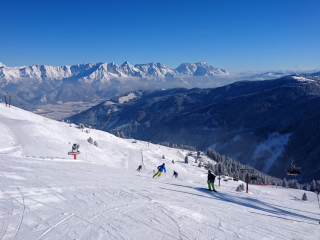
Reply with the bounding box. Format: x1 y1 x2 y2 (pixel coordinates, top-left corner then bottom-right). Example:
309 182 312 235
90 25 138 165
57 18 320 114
173 170 178 178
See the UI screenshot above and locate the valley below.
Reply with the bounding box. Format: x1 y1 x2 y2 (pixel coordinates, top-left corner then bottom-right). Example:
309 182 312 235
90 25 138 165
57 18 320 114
33 101 102 120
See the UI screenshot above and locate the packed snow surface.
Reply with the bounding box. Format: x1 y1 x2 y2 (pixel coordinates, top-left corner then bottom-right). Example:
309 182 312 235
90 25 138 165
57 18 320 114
0 104 320 239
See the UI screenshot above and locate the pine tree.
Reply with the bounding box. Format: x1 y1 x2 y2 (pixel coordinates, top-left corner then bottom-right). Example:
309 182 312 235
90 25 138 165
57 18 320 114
120 132 125 138
87 137 93 144
116 131 120 137
283 178 288 188
288 180 295 188
198 161 202 168
207 162 214 171
236 184 245 192
236 184 243 192
185 156 188 164
310 180 317 191
94 141 98 147
302 193 308 201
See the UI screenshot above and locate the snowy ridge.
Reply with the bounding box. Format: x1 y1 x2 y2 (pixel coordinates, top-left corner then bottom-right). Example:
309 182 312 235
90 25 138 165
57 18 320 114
0 61 229 84
177 62 228 75
0 104 319 239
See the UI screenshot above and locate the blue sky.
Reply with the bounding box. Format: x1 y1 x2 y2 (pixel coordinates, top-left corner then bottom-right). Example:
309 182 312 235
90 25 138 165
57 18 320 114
0 0 319 73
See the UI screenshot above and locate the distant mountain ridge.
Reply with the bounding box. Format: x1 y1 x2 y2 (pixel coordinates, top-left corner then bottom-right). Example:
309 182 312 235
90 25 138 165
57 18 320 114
0 61 228 83
238 68 320 80
0 61 232 105
1 60 319 108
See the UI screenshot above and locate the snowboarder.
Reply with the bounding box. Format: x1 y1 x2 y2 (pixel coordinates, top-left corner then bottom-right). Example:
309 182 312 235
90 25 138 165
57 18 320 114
173 170 178 178
207 170 216 192
153 163 166 178
137 165 142 171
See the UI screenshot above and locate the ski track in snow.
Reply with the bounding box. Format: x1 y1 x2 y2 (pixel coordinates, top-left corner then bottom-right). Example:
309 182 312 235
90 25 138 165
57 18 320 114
0 104 320 239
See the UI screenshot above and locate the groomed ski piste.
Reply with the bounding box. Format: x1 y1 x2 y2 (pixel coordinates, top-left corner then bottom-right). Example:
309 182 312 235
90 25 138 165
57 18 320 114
0 104 320 240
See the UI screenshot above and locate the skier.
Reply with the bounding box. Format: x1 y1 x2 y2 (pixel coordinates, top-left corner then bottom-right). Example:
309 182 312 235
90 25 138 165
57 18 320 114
173 170 178 178
153 163 166 178
137 165 142 171
207 170 216 192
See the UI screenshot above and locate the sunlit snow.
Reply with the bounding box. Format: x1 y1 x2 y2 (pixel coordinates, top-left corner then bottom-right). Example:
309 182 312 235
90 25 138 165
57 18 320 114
0 104 319 239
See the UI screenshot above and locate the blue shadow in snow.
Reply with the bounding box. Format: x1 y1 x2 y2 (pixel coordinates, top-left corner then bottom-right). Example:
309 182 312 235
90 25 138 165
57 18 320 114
160 184 320 224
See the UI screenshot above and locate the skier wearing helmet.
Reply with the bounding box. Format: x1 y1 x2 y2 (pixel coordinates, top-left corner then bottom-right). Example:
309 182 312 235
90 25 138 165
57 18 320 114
153 163 166 178
207 170 216 192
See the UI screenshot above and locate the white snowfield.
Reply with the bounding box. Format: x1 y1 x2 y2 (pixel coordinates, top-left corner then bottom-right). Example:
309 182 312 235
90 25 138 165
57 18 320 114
0 104 320 240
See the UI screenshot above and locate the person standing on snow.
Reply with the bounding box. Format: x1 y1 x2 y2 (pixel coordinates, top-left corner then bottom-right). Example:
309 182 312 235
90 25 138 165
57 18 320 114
173 170 178 178
207 170 216 191
153 163 166 178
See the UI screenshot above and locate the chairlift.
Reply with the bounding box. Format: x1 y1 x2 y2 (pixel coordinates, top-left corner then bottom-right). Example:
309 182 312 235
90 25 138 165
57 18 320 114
250 176 259 181
287 159 300 176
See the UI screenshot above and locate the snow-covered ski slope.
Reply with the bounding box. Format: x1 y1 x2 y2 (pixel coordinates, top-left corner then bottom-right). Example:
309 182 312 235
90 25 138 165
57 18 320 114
0 104 319 240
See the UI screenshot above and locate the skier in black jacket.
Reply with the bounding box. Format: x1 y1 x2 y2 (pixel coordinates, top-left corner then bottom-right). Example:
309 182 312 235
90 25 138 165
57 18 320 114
207 170 216 192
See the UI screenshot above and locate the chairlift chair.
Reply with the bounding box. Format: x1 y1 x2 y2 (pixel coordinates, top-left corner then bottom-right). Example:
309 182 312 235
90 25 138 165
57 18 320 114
250 176 259 181
287 167 301 176
287 159 300 176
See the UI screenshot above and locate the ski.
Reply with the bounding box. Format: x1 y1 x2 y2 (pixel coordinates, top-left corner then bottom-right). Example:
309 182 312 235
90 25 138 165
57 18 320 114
201 188 218 193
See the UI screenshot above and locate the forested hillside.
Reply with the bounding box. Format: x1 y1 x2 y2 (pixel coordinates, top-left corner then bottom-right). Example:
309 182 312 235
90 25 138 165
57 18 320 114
69 75 320 182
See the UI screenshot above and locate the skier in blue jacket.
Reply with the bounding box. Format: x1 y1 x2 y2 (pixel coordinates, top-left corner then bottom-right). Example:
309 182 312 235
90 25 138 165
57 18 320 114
153 163 166 178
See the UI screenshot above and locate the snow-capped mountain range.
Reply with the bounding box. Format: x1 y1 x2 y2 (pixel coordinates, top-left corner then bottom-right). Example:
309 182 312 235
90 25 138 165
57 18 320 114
1 60 319 114
0 61 232 107
0 61 228 83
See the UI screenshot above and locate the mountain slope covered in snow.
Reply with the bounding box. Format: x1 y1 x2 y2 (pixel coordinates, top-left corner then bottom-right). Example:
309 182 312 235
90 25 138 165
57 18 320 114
1 103 320 239
69 74 320 181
